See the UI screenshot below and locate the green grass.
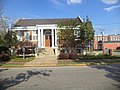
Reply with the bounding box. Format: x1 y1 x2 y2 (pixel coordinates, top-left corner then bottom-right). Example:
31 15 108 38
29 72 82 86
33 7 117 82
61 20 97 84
58 54 120 66
58 59 120 66
114 50 120 52
78 54 120 60
0 56 35 67
10 56 35 62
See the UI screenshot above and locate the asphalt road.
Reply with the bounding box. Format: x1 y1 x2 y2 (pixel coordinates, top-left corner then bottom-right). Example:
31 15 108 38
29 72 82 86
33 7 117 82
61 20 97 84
0 64 120 90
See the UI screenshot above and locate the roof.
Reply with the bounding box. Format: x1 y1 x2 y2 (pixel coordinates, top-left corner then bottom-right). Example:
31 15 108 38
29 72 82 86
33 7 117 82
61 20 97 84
13 17 82 27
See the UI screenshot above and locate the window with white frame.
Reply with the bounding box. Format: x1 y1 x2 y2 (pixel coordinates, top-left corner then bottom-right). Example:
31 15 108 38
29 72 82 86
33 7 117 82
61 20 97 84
110 37 112 41
74 30 80 38
74 30 77 35
116 37 117 41
32 30 38 40
97 37 99 41
17 31 22 41
24 31 30 41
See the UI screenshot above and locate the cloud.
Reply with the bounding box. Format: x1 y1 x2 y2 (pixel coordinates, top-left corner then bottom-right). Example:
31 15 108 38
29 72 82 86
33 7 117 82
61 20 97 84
104 5 120 12
100 0 118 4
51 0 63 5
67 0 83 5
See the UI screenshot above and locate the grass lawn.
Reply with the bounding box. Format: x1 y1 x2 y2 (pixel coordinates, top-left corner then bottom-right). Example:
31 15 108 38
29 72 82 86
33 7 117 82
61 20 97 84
58 54 120 66
78 54 120 60
114 50 120 52
0 56 35 67
58 59 120 66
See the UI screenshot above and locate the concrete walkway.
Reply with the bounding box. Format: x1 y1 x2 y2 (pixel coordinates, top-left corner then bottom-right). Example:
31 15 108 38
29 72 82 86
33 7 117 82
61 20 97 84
24 55 57 67
24 48 58 66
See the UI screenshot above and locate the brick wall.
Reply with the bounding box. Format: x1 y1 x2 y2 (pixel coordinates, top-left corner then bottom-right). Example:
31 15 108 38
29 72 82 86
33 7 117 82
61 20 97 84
94 34 120 50
104 43 120 50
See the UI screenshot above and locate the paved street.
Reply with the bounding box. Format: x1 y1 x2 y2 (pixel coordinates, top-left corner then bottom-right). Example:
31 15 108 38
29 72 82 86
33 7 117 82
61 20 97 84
0 64 120 90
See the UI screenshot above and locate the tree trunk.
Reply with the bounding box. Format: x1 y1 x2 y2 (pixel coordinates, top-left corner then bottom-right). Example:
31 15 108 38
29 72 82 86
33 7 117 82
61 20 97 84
88 41 90 53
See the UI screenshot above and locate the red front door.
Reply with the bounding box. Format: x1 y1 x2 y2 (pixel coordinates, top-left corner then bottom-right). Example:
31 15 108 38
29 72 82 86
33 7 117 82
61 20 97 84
45 35 51 47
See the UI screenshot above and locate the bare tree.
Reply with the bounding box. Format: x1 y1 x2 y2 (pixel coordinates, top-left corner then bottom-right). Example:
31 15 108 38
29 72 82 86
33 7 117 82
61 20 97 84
0 0 4 16
0 0 8 36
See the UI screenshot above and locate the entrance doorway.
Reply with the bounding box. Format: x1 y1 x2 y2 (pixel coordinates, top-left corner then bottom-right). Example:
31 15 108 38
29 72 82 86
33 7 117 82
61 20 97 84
45 35 51 47
44 29 52 47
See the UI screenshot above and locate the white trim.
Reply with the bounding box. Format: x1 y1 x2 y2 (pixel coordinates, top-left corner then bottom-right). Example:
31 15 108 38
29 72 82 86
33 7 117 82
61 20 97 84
78 16 83 22
36 24 57 29
32 30 38 41
38 29 41 47
12 26 37 30
51 29 54 48
24 31 30 41
55 29 57 47
41 29 44 48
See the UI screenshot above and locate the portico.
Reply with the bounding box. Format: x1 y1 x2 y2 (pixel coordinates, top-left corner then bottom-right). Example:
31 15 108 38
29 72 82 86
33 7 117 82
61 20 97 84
37 25 57 49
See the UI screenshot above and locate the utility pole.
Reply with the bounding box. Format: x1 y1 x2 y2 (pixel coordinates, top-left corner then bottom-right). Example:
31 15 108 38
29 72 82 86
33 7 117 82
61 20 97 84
96 31 98 52
101 32 104 54
99 29 105 54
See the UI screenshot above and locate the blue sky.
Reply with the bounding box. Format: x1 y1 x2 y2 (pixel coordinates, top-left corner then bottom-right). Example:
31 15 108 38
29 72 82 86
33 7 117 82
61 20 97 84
2 0 120 35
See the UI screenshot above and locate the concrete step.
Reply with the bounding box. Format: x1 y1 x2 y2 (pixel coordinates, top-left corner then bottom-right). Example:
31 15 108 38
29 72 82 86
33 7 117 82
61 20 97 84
23 48 57 66
38 48 55 56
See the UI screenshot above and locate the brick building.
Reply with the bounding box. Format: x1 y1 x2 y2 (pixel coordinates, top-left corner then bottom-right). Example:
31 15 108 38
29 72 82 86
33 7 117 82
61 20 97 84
94 34 120 50
12 17 82 56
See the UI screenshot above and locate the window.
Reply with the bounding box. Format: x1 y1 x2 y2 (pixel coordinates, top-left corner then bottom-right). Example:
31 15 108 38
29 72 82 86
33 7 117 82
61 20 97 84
116 37 118 41
33 30 38 34
74 30 80 37
24 31 30 41
32 30 38 40
117 37 119 41
17 31 22 41
74 30 77 35
110 37 112 41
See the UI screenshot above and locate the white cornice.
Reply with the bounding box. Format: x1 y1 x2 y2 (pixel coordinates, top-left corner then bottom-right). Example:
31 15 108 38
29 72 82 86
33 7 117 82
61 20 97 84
36 24 57 29
12 26 37 30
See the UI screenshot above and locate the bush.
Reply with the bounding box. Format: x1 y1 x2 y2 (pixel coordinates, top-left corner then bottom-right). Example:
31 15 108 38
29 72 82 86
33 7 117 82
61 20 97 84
16 49 22 55
0 46 10 55
0 54 10 61
16 49 32 55
116 46 120 50
59 53 69 59
25 49 32 54
69 53 78 60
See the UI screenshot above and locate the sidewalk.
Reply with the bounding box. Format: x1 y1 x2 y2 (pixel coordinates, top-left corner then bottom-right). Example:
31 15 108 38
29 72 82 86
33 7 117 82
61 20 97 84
23 55 58 67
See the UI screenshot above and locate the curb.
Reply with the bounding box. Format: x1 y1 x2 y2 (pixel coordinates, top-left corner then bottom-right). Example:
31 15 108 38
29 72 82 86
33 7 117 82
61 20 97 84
1 63 120 68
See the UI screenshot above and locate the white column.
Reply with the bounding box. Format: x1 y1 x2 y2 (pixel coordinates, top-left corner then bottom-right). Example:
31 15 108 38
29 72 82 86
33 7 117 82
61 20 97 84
51 29 54 48
55 49 58 56
41 29 44 48
38 29 41 47
55 29 57 47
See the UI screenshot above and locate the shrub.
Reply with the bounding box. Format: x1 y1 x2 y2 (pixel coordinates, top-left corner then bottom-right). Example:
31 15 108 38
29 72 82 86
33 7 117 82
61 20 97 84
0 46 10 55
25 49 32 54
0 54 10 61
69 53 78 60
59 53 69 59
16 49 32 54
16 49 22 55
116 46 120 50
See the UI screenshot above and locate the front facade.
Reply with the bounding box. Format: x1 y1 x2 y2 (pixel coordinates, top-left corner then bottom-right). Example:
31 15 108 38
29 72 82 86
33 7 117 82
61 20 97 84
12 17 82 55
94 34 120 50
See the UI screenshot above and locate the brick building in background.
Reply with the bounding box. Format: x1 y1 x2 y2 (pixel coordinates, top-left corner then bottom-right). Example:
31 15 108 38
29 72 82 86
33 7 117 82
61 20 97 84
94 34 120 50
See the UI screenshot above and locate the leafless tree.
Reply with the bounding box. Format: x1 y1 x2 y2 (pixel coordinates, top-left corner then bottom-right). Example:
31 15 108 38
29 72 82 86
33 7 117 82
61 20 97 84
0 0 8 36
